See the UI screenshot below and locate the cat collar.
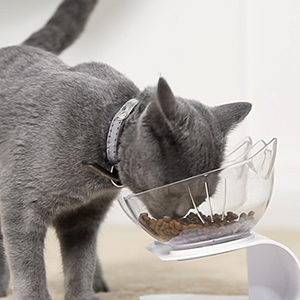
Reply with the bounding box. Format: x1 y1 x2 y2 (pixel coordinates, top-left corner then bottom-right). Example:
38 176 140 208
106 98 139 165
82 98 138 188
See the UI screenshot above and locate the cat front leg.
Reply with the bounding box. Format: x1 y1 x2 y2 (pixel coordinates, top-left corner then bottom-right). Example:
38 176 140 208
0 202 51 300
53 197 112 300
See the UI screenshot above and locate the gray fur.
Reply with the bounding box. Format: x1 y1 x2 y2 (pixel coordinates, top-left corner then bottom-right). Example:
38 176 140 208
23 0 98 55
0 1 251 299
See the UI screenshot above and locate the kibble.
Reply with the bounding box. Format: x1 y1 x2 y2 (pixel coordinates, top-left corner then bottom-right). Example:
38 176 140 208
139 210 255 243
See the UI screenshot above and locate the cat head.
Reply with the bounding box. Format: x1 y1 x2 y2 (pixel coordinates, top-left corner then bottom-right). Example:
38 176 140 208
118 78 251 219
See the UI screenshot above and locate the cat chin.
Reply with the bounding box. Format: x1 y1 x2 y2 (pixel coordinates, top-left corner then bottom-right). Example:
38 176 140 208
127 174 220 221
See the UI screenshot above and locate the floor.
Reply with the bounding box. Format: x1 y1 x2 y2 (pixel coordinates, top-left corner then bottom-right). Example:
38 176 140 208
2 225 297 300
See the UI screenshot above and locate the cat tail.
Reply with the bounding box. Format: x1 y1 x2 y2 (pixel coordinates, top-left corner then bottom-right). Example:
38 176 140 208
23 0 98 55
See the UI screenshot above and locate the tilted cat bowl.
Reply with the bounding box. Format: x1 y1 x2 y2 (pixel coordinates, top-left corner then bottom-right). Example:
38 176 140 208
119 137 300 300
119 137 277 250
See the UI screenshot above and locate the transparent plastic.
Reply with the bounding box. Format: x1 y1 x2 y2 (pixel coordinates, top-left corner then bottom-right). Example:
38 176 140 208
119 138 277 250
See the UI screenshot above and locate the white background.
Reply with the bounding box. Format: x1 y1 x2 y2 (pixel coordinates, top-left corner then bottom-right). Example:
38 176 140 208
0 0 299 230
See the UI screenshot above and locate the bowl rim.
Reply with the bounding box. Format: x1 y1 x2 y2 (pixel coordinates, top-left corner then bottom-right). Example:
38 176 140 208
123 137 277 200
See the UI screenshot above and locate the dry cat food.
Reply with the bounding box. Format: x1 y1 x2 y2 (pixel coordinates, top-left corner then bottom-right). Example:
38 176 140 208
139 210 255 243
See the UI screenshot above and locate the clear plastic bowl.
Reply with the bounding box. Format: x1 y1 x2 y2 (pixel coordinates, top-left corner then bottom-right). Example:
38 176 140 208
119 137 277 250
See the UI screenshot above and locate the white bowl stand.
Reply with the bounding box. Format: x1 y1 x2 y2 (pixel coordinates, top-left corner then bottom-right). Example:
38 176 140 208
140 233 300 300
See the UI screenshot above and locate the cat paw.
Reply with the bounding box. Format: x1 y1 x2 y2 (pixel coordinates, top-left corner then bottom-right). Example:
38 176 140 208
93 277 109 293
0 281 9 297
0 263 10 297
65 292 101 300
0 290 7 298
93 265 109 293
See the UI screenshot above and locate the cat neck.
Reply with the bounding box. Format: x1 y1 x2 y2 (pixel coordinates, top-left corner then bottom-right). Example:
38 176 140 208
81 97 139 187
82 90 152 187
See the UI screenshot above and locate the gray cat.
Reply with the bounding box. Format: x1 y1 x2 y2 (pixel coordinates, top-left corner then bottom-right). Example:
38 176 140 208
0 0 251 299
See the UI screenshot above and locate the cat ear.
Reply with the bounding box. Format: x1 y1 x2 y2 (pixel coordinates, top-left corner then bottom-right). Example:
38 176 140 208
146 77 179 132
156 77 178 122
211 102 252 136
